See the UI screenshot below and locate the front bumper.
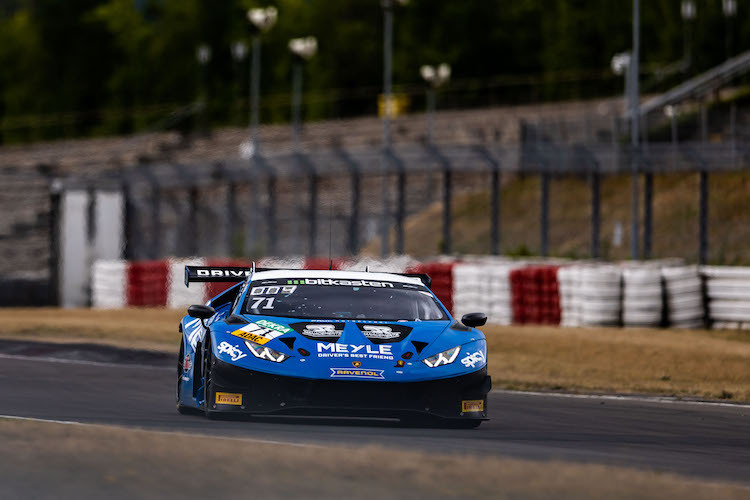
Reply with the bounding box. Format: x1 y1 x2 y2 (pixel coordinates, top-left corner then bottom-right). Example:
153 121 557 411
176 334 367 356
208 358 491 421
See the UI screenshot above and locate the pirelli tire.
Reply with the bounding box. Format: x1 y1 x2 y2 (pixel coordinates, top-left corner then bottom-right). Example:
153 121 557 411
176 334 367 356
202 333 221 420
176 338 193 415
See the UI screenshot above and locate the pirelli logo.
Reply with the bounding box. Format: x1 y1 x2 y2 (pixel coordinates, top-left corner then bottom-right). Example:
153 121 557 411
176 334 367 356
215 392 243 405
461 400 484 412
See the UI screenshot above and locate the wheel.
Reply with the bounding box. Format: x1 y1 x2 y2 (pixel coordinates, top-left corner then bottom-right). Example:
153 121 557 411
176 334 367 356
176 339 192 415
202 333 220 420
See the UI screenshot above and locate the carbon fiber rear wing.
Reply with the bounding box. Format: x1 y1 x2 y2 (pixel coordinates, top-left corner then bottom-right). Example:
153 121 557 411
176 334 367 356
184 265 431 289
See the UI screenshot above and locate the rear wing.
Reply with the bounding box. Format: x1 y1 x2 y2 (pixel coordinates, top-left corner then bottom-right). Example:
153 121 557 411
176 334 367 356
184 265 431 289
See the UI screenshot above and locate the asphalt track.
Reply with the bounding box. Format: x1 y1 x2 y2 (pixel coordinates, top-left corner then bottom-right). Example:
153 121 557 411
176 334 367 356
1 340 749 483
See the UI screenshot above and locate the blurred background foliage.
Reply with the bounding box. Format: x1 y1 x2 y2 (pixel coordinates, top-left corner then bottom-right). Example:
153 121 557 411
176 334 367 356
0 0 746 143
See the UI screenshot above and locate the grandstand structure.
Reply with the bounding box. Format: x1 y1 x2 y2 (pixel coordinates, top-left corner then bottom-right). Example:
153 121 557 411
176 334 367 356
3 48 750 307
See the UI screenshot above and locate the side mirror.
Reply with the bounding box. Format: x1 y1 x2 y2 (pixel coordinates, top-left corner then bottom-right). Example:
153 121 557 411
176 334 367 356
461 312 487 328
187 304 215 320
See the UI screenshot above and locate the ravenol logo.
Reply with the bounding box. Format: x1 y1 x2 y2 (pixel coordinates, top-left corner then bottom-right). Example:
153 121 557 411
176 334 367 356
330 368 385 380
286 278 394 288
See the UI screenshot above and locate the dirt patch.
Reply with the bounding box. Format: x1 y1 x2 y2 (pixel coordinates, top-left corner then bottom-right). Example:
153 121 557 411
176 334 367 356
0 418 747 500
486 324 750 402
1 308 749 401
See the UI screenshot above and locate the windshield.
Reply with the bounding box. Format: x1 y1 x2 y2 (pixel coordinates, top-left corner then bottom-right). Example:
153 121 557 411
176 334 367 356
242 278 448 321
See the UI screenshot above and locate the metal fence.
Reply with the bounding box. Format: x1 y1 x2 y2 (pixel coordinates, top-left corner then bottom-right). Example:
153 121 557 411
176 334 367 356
2 100 750 306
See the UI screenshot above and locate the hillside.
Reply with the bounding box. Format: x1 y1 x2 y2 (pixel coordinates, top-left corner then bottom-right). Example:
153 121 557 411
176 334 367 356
365 171 750 264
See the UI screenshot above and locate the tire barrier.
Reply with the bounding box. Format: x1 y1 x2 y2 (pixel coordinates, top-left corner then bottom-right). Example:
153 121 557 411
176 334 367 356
91 260 128 308
622 266 664 328
703 266 750 329
509 266 561 325
407 261 456 314
662 266 704 329
89 256 750 331
557 266 583 327
579 266 622 327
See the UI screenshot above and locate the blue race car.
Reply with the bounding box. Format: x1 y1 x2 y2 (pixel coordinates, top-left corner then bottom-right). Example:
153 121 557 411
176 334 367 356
176 265 491 428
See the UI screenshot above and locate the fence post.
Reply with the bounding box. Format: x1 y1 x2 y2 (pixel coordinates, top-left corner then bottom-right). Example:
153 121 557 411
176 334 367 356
590 171 600 259
385 149 406 254
121 180 135 260
48 180 62 305
425 143 452 254
540 173 549 257
334 147 360 255
474 145 501 255
226 181 237 256
295 153 317 256
188 186 198 256
253 155 277 256
699 103 708 265
643 172 653 259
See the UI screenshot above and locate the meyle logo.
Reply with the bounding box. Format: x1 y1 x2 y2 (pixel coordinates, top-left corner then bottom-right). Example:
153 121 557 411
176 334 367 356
286 278 394 288
317 343 393 360
197 269 252 278
330 368 385 380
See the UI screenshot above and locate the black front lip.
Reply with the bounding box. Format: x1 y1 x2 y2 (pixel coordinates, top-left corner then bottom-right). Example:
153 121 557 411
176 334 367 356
208 358 491 420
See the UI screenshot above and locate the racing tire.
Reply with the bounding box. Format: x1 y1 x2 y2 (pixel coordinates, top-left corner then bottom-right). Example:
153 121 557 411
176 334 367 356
202 333 220 420
446 419 483 429
176 339 193 415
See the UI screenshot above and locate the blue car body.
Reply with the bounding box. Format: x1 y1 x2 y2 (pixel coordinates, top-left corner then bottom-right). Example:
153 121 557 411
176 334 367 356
176 266 491 426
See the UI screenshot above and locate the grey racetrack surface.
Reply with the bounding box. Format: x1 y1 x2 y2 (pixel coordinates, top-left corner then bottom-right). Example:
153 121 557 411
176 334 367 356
1 340 749 483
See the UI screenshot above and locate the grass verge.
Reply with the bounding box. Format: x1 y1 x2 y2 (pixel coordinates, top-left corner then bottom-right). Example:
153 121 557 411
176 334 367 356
1 308 749 401
0 418 747 499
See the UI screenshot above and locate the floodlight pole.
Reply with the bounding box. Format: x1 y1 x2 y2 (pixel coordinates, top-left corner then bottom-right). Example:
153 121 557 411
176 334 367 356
250 35 261 154
630 0 640 260
380 0 394 257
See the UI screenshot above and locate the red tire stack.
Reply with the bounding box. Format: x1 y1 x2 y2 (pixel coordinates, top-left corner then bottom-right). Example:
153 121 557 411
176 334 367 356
127 260 168 306
407 262 456 314
510 265 561 325
204 258 253 299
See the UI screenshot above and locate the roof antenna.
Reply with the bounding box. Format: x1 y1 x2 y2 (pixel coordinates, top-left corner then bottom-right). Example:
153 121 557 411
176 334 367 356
328 202 333 270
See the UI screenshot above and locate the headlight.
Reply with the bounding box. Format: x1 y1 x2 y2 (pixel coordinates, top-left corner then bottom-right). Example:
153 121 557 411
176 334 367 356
244 340 289 363
422 346 460 368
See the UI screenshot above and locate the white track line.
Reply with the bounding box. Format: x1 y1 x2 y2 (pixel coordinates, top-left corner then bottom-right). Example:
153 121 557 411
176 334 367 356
0 352 171 370
492 389 750 409
0 414 325 448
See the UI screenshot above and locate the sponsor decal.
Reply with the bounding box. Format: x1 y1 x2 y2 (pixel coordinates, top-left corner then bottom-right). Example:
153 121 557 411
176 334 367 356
462 400 484 412
182 353 192 372
330 368 385 380
185 318 204 349
461 350 486 369
217 341 247 362
355 323 412 344
317 343 394 361
230 321 289 345
303 324 341 338
361 325 399 340
197 269 252 278
352 361 362 367
285 278 394 288
290 322 344 340
215 392 243 405
250 285 297 295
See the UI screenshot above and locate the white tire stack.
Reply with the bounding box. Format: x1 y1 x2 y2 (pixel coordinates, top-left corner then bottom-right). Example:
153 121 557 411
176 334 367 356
622 266 663 327
661 266 704 329
580 266 622 326
91 260 127 308
486 264 516 325
703 266 750 329
557 266 583 327
167 258 206 308
452 263 488 321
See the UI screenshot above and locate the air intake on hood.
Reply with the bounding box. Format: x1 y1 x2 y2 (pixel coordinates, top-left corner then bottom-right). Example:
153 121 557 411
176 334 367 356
411 341 428 354
278 337 296 350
